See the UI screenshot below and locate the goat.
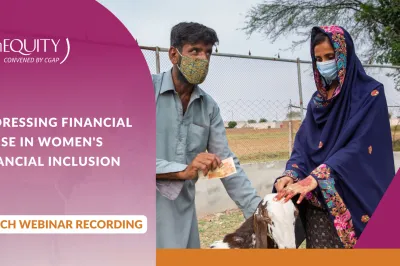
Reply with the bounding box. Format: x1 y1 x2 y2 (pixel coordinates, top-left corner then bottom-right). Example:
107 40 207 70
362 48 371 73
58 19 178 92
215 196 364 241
210 193 299 249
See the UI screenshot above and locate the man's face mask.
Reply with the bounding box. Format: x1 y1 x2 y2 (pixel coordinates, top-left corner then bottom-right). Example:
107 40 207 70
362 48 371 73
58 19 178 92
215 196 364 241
316 59 338 85
176 48 209 85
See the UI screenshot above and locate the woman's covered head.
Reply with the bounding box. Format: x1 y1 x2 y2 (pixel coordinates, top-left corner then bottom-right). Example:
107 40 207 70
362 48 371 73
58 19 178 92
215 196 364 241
313 32 334 62
310 26 348 100
312 31 338 86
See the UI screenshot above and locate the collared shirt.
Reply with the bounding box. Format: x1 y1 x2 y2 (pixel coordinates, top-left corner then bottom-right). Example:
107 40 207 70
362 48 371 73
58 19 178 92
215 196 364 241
155 68 261 219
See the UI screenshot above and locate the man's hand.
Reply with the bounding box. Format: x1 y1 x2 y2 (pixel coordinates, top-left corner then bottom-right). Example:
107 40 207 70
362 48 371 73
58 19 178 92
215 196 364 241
274 176 294 192
180 153 222 180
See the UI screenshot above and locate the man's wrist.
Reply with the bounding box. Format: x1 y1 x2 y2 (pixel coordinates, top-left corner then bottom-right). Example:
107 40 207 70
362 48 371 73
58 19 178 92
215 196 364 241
156 169 187 180
177 169 187 180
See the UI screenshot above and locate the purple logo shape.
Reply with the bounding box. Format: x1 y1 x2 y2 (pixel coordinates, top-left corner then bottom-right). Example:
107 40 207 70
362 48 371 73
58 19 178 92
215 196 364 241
355 168 400 248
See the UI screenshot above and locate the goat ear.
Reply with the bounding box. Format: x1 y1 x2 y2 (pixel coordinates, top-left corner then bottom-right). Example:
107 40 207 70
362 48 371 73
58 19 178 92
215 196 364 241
224 233 244 244
233 236 244 244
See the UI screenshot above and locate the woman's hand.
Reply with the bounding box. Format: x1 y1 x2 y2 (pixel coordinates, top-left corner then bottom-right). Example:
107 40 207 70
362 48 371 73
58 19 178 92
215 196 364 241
274 176 294 192
274 176 318 204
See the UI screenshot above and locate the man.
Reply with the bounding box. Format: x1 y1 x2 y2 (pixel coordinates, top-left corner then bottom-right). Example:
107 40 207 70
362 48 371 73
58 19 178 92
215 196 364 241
154 22 262 248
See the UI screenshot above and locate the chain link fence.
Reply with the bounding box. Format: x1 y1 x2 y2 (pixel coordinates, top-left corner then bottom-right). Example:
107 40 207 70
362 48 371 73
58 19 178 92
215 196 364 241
143 46 400 163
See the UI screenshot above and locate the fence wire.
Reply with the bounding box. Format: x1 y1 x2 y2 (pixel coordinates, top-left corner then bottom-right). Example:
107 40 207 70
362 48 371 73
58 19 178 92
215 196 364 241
143 47 400 163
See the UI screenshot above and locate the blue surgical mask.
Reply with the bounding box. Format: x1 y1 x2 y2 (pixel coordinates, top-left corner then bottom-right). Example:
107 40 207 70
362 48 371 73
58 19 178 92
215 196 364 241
316 59 338 85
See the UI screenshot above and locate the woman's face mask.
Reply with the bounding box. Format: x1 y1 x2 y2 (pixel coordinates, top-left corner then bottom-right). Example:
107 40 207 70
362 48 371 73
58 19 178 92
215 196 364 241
176 49 209 85
316 59 338 85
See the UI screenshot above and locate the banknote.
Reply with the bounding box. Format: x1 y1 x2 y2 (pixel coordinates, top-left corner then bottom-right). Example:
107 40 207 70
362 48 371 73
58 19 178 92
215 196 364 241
198 157 237 180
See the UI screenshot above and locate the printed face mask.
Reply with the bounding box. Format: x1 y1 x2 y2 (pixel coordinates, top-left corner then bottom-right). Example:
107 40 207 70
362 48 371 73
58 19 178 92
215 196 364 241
176 49 209 84
316 59 338 85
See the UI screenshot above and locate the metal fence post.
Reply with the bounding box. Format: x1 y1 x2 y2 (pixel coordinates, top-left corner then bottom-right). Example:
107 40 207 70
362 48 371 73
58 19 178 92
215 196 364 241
288 100 293 157
296 58 304 121
155 46 161 74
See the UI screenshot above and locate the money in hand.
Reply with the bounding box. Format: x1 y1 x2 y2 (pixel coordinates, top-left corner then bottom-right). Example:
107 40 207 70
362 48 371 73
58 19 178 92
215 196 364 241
198 157 237 180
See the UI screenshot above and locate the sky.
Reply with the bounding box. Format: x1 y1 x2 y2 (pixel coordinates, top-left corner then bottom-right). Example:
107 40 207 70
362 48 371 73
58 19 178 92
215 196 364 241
96 0 400 121
96 0 311 59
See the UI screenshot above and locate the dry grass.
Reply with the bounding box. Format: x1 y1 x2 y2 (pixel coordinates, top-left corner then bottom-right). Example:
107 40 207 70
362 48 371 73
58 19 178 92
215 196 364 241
198 208 306 249
227 127 400 162
226 127 299 164
198 209 244 249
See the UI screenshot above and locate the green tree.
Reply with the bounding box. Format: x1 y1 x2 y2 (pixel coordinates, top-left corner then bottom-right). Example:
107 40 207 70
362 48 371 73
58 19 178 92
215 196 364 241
259 118 268 122
243 0 400 89
286 111 302 119
228 121 238 128
248 119 257 123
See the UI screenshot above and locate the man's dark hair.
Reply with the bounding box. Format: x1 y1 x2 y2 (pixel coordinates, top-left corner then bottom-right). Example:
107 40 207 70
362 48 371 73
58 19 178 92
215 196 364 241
170 22 219 50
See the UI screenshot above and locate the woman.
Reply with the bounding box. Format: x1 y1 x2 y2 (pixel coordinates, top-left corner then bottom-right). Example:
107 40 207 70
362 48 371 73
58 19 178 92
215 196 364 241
273 25 395 249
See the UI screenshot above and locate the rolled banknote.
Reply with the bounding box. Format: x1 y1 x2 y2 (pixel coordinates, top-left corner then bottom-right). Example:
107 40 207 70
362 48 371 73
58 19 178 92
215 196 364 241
198 157 237 180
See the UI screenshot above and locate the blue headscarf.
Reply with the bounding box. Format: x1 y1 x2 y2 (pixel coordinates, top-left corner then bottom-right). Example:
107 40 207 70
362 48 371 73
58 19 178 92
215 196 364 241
274 25 395 248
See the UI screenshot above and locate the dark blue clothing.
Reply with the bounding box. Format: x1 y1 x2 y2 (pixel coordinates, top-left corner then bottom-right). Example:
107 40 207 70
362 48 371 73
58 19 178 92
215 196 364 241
274 26 395 248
